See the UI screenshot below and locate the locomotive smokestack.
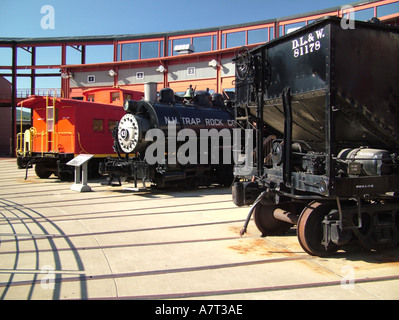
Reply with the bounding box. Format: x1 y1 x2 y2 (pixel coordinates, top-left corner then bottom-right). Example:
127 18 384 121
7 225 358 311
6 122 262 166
144 82 157 102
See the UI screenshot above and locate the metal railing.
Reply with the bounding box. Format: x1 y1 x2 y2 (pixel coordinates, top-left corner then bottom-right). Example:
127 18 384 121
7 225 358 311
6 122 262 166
16 88 62 99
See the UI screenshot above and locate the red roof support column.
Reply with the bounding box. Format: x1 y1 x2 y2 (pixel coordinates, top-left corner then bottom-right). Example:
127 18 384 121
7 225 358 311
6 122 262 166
11 42 17 157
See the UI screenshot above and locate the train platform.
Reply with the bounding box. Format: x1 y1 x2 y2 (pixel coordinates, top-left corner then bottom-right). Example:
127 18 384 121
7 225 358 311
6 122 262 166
0 158 398 301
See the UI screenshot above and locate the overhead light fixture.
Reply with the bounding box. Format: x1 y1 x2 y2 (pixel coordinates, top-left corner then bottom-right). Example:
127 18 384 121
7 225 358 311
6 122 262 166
108 69 117 77
208 59 219 68
156 65 166 73
61 72 72 79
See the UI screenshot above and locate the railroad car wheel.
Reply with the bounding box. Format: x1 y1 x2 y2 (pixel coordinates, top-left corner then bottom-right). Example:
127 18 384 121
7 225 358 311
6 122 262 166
35 163 52 179
297 201 339 256
253 203 292 236
57 170 73 181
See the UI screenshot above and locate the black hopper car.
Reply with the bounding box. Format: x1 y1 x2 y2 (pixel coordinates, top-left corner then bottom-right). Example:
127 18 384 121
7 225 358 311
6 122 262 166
233 17 399 256
100 84 235 189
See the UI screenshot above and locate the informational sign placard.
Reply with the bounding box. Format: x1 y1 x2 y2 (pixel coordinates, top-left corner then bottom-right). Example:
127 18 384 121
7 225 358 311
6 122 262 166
67 154 94 192
66 154 94 167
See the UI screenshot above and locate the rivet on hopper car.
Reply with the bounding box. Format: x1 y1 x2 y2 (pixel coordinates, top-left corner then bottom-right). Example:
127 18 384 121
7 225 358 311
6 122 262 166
124 100 138 113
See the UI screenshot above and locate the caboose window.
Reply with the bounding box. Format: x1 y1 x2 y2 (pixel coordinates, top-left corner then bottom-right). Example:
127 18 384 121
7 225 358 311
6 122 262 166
93 119 104 132
108 120 118 132
111 92 120 102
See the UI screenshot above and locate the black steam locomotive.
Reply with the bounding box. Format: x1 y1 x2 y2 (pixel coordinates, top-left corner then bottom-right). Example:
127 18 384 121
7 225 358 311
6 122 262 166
233 17 399 256
100 85 235 189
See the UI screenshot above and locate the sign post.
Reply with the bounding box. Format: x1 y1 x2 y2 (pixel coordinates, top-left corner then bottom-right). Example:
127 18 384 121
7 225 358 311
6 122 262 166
67 154 94 192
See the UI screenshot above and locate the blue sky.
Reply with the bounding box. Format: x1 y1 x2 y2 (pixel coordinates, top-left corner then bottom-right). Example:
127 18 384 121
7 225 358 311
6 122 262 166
0 0 354 89
1 0 353 37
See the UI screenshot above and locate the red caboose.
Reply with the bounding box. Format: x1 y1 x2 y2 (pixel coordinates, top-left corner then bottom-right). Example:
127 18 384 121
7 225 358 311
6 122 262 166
16 88 143 180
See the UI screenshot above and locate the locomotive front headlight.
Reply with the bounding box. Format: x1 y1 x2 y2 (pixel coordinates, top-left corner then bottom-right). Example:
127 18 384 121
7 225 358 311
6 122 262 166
123 100 129 112
123 100 138 113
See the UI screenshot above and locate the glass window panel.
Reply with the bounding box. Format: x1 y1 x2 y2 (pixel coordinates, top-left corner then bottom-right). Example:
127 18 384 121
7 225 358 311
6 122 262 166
141 41 159 59
193 36 212 53
248 28 268 44
121 43 139 61
172 38 191 55
160 41 164 57
279 25 284 37
226 31 245 48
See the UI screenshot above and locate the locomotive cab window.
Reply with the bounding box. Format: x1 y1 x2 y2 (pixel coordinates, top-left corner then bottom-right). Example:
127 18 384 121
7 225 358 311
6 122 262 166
93 119 104 132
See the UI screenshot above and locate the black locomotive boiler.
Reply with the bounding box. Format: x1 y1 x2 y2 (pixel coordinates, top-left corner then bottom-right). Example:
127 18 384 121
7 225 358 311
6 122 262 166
100 84 235 189
233 17 399 256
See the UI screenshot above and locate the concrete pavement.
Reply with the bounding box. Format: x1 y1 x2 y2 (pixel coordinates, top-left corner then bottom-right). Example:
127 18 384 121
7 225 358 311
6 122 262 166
0 158 398 300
